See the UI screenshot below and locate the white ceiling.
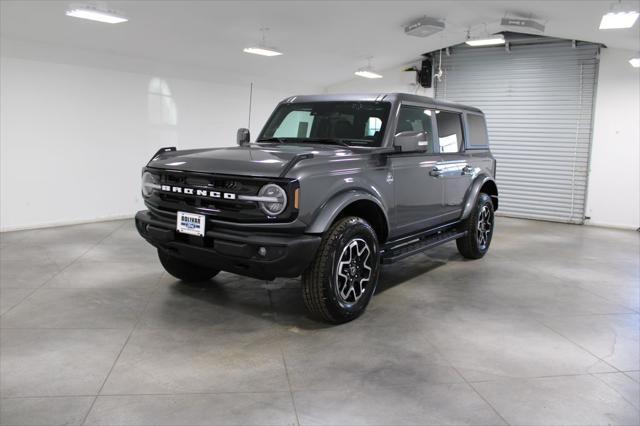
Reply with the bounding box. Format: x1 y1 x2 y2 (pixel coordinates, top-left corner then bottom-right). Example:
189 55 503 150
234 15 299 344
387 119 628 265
1 0 639 89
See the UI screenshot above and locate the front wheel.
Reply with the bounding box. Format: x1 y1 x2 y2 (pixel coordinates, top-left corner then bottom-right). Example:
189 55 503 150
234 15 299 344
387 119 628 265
456 192 495 259
302 216 380 324
157 249 220 282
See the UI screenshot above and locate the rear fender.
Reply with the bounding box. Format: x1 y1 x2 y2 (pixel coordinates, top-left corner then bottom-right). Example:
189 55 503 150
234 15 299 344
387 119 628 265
461 175 498 220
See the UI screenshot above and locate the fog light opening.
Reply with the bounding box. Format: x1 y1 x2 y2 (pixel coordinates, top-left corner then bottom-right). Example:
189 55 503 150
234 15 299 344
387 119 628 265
258 247 267 257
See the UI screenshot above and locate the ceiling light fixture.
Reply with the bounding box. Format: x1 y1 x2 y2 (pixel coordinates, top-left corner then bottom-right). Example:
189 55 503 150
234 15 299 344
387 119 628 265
404 16 445 38
465 34 505 47
629 58 640 67
500 17 545 33
66 2 128 24
354 70 383 79
355 57 383 79
599 2 639 30
243 28 283 57
243 47 282 57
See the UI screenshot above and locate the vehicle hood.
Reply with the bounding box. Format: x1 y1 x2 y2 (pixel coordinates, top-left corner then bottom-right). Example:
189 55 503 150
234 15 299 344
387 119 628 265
147 144 353 177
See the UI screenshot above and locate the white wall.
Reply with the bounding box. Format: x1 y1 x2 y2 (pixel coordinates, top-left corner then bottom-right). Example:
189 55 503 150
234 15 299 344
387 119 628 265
586 48 640 230
0 56 299 231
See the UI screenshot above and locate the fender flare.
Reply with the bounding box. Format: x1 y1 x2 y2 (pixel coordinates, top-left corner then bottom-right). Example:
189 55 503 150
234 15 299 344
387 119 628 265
306 190 390 235
461 175 498 221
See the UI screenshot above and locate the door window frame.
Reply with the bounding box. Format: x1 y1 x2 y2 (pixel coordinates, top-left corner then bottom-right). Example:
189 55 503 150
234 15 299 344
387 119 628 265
393 101 439 156
433 109 466 155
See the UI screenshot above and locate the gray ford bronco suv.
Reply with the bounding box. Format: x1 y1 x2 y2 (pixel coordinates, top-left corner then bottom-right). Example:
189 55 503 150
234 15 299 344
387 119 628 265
136 93 498 323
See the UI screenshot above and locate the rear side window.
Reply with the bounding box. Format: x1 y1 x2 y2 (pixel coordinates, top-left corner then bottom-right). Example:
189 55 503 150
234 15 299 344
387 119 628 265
436 111 464 153
466 114 489 148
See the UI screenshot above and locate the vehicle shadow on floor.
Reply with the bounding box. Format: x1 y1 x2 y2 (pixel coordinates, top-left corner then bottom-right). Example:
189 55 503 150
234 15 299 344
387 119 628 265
162 254 450 329
376 255 447 294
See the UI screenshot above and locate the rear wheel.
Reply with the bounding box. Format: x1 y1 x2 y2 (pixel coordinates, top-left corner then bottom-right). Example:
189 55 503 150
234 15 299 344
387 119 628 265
157 249 220 282
456 193 495 259
302 216 380 324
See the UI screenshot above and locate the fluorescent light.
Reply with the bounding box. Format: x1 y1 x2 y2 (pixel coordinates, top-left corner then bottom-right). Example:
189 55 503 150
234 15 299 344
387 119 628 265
354 69 383 79
355 57 383 79
243 47 282 57
66 6 128 24
465 35 505 47
599 11 639 29
630 58 640 68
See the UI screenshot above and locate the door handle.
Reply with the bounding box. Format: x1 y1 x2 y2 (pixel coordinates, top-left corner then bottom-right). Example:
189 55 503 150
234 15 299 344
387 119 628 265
429 166 442 177
462 165 474 175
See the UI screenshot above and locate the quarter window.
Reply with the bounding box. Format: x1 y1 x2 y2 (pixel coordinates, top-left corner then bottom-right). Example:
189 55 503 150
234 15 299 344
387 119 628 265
436 111 464 153
466 114 488 147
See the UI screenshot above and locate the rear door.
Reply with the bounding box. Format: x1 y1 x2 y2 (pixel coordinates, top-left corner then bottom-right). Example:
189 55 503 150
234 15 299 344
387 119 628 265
391 104 448 235
434 110 473 216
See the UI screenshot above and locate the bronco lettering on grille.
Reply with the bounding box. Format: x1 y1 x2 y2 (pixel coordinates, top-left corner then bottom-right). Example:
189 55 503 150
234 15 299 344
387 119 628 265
160 185 236 200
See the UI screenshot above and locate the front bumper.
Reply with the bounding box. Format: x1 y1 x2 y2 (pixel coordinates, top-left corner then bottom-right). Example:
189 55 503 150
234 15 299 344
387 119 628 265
135 210 321 280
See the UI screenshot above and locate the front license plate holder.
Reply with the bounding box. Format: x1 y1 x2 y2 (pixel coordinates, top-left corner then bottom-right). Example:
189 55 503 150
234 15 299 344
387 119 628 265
176 211 206 237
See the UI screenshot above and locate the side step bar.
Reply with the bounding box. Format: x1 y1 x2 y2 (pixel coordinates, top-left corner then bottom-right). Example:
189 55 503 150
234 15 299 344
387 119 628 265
380 227 467 264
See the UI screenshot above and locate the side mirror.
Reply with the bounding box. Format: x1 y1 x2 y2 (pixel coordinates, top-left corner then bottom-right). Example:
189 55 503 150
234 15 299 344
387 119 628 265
237 128 250 146
393 131 428 152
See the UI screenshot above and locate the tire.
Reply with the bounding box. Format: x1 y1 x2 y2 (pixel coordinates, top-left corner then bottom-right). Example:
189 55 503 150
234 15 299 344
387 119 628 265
157 249 220 282
301 216 381 324
456 192 495 259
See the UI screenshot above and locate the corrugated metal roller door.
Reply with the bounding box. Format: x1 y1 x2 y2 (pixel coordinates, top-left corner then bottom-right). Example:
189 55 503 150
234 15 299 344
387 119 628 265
434 40 600 223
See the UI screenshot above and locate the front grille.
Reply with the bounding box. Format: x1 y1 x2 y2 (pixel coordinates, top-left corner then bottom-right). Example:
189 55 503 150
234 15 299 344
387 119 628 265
145 169 298 223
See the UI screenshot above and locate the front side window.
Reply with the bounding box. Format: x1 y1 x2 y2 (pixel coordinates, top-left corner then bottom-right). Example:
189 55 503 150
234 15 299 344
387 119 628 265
259 102 391 147
396 105 435 153
436 111 464 153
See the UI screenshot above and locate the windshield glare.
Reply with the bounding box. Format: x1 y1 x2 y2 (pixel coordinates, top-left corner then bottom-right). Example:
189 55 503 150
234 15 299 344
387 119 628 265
258 101 391 147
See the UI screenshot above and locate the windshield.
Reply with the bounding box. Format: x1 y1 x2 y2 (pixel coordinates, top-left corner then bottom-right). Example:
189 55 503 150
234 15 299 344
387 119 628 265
258 101 391 147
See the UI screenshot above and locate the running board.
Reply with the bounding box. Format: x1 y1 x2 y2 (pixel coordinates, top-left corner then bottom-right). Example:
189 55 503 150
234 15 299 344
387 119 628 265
380 229 467 264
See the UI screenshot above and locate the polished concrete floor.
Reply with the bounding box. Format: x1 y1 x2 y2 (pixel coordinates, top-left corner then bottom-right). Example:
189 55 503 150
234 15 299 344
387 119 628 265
0 217 638 425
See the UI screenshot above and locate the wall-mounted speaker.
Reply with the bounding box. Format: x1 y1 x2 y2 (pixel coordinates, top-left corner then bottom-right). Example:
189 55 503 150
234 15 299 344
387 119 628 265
419 58 433 88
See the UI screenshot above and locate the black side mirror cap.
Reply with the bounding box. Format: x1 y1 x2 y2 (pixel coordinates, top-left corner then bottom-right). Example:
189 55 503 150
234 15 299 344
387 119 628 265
237 128 250 146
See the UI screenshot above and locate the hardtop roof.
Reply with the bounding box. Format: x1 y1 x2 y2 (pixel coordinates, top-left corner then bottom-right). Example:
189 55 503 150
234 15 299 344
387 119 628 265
279 93 483 114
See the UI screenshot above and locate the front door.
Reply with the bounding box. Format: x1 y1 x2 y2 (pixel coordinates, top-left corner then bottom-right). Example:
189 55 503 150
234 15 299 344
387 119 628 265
391 105 448 235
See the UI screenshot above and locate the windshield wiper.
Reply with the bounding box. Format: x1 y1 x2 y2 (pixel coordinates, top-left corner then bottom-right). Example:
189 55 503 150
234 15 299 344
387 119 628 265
257 137 352 148
256 137 285 143
302 138 351 148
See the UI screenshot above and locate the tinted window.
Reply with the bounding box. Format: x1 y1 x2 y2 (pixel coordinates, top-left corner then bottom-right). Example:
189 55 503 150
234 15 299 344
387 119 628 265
467 114 488 147
436 111 464 153
365 117 382 136
273 111 313 138
396 106 435 153
260 102 391 147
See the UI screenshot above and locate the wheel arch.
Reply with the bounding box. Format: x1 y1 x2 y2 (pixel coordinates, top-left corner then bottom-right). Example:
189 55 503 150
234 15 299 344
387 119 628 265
461 176 499 220
306 191 390 243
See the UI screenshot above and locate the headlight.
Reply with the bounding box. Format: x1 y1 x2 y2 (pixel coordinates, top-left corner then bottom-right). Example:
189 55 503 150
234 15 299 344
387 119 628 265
141 172 159 197
258 184 287 216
